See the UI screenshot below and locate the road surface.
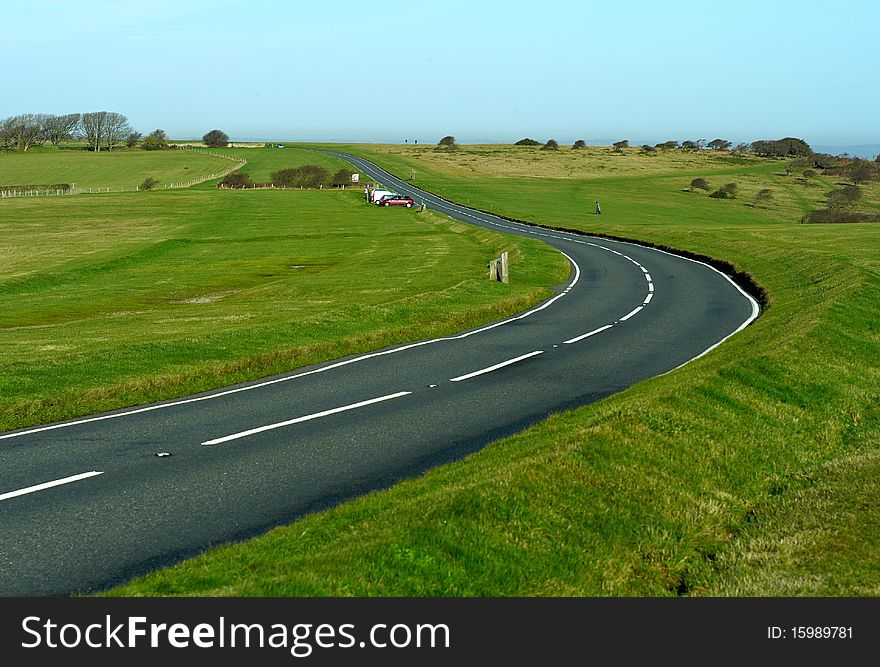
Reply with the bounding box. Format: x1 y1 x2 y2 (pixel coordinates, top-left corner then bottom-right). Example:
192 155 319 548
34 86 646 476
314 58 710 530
0 154 759 595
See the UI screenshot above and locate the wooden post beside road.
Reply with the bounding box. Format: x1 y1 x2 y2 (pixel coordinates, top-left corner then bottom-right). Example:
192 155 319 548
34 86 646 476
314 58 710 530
500 251 509 284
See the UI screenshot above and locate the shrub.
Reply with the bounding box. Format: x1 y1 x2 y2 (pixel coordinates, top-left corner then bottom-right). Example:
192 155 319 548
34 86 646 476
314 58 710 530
803 169 817 178
707 139 732 151
656 140 679 150
219 172 252 188
750 137 812 157
203 129 229 148
542 139 559 150
271 165 329 188
330 168 355 186
572 139 586 149
847 159 877 185
720 182 738 197
754 188 773 205
681 140 699 150
825 185 862 210
802 209 880 223
139 177 159 191
0 183 71 193
438 135 457 148
514 138 541 146
612 140 628 152
142 129 169 151
639 144 656 153
690 178 711 192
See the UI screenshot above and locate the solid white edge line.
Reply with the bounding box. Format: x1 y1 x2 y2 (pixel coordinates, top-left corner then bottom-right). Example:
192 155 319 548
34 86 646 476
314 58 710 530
450 350 544 382
0 471 104 502
201 391 412 446
563 324 614 345
619 306 643 322
336 150 762 370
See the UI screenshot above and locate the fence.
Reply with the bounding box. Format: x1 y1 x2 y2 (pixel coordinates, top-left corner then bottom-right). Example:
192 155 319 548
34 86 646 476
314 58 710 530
0 188 75 198
163 145 246 189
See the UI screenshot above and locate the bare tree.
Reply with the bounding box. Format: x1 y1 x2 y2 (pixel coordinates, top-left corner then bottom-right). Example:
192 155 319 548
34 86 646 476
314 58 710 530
81 111 108 152
126 131 142 148
0 114 48 151
43 113 82 147
103 112 131 152
0 117 12 150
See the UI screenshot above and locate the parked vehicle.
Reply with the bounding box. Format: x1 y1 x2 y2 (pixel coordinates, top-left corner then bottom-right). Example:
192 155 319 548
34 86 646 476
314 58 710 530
370 189 394 204
378 194 415 207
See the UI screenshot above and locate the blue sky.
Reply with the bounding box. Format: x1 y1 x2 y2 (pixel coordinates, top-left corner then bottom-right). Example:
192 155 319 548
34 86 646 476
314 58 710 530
4 0 878 146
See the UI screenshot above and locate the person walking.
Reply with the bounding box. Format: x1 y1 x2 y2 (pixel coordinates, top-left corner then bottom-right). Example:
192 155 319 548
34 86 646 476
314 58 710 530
595 201 602 215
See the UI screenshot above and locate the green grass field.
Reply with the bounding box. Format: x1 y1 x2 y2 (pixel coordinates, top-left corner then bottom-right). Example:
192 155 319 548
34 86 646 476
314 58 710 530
216 146 363 183
106 144 880 597
0 148 234 191
0 148 566 431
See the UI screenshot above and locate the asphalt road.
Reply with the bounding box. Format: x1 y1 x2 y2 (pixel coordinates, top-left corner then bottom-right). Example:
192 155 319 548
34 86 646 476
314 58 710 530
0 154 759 596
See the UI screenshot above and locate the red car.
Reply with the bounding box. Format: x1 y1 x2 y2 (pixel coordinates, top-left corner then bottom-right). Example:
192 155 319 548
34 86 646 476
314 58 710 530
378 194 415 207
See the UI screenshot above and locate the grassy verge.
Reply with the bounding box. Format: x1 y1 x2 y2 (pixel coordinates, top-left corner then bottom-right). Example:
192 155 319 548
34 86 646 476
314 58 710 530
0 169 567 432
106 144 880 596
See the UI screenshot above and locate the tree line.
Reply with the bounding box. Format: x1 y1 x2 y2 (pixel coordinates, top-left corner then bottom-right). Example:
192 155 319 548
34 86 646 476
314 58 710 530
219 166 354 189
0 112 135 152
1 112 232 153
502 135 817 157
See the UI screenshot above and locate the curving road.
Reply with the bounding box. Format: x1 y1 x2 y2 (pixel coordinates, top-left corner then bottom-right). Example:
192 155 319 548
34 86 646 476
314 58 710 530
0 154 758 596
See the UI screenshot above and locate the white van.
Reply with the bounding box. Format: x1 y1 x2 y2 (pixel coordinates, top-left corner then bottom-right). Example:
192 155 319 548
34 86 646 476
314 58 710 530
370 189 394 204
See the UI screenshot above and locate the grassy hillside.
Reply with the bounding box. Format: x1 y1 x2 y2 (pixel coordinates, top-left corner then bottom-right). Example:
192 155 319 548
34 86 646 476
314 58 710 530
0 168 566 432
107 144 880 597
218 146 363 183
0 148 234 191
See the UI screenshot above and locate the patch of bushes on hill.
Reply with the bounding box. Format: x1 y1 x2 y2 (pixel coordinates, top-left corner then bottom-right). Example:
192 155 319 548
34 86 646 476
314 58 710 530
219 165 352 190
802 184 879 223
271 165 329 188
750 137 812 157
689 178 711 192
802 209 880 223
218 172 256 189
514 138 541 146
709 183 738 199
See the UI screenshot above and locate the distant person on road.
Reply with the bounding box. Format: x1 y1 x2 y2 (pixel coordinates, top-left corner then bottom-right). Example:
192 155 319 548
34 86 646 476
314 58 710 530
595 201 602 215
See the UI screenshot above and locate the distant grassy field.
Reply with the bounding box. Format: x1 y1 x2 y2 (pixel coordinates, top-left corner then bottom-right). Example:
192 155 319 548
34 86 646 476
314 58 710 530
108 144 880 597
218 146 362 183
0 150 566 431
0 148 233 191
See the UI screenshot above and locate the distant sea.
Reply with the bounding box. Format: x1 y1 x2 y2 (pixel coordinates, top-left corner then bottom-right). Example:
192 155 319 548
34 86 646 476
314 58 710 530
811 145 879 159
